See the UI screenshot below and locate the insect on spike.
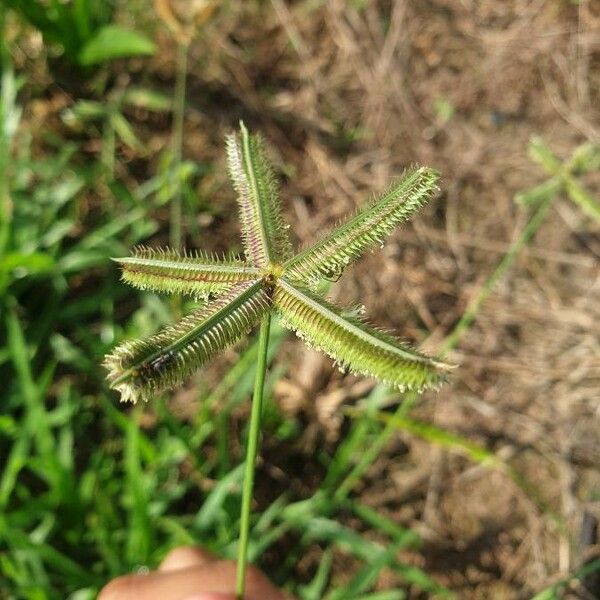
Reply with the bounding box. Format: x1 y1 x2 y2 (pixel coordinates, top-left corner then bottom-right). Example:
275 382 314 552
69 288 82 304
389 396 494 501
104 280 271 403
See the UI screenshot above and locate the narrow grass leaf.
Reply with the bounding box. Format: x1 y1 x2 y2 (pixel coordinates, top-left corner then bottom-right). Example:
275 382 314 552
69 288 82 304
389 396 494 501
347 501 420 549
125 411 152 564
563 175 600 222
195 464 245 531
78 25 156 66
368 413 505 469
326 543 400 600
530 559 600 600
298 548 333 600
351 592 406 600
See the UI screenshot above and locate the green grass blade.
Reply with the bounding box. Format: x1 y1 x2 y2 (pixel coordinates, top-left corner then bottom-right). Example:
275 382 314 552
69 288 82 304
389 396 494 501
528 136 561 172
298 548 333 600
563 174 600 222
366 413 504 468
351 592 406 600
334 392 419 502
442 196 553 352
194 463 245 531
530 559 600 600
347 501 420 549
125 410 152 565
326 543 401 600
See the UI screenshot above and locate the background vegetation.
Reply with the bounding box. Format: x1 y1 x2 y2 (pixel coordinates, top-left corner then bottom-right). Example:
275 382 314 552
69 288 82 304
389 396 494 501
1 1 598 599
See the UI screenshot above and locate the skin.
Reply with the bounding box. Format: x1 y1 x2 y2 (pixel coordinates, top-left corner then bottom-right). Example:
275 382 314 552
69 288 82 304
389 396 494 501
98 546 292 600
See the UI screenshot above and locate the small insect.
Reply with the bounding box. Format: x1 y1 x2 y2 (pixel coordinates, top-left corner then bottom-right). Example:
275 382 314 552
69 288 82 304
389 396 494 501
134 350 176 380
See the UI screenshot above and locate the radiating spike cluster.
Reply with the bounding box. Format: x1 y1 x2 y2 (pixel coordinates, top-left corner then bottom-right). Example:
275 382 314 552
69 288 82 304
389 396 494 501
226 123 292 267
284 167 439 286
115 246 260 300
274 278 450 392
104 280 271 403
105 123 453 405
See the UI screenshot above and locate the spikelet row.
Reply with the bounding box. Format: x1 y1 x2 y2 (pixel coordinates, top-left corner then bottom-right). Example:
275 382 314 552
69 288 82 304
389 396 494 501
104 280 271 403
130 245 244 263
243 131 293 263
116 246 260 300
284 167 439 285
226 124 292 267
274 278 450 392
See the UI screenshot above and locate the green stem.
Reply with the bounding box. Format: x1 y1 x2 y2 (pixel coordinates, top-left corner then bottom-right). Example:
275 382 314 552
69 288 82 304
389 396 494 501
170 41 188 252
441 197 553 353
334 392 418 503
236 314 271 599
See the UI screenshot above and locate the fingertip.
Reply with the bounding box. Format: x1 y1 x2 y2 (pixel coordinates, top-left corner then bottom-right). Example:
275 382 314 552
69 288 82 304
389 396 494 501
97 575 138 600
159 546 217 572
181 594 235 600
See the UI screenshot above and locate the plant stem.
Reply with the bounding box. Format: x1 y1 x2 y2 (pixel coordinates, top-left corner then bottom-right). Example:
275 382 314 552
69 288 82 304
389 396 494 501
236 314 271 599
170 41 188 252
441 197 553 353
335 392 418 503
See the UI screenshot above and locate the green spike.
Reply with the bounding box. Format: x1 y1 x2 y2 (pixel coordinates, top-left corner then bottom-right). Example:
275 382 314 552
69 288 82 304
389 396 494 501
104 280 269 403
284 167 439 286
274 278 451 392
105 124 452 403
226 121 292 267
115 246 260 300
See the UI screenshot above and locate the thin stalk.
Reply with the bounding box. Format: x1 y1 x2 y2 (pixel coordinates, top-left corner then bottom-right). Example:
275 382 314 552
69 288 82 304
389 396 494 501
170 41 188 251
441 197 553 353
236 314 272 599
334 392 418 503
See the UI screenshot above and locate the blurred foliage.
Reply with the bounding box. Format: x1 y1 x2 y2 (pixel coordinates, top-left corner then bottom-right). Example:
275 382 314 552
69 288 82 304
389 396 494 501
0 7 452 599
4 0 155 66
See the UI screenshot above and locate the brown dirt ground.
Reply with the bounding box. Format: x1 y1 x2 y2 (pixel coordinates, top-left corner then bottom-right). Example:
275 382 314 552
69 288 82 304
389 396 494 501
18 0 600 598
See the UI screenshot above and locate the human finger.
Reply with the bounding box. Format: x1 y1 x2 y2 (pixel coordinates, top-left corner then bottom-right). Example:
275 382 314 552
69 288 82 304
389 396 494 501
97 560 288 600
158 546 217 572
